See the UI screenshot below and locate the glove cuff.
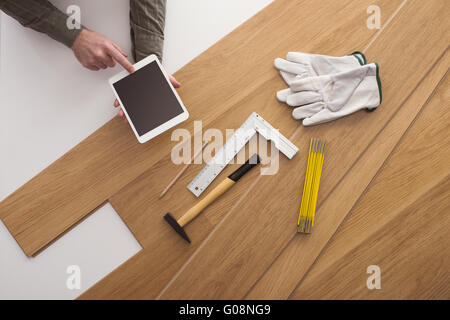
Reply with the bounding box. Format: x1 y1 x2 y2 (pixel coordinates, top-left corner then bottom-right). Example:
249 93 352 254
366 62 382 112
349 51 367 65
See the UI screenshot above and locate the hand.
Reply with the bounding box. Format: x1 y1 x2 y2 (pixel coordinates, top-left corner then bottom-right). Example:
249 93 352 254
114 73 181 122
71 29 134 73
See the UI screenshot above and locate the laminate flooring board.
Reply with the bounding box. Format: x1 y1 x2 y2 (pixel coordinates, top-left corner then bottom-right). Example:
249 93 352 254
0 0 294 257
290 73 450 299
0 0 396 258
246 47 450 299
156 0 449 299
79 0 402 299
111 0 402 246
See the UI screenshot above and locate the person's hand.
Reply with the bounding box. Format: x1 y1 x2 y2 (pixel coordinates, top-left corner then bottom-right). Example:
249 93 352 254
71 29 134 73
114 73 181 122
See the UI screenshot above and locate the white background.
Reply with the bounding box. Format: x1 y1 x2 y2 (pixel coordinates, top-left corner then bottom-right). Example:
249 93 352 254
0 0 272 299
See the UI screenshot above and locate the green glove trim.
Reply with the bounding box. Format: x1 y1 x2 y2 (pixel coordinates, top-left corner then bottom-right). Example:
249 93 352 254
349 53 364 66
351 51 367 65
367 62 382 112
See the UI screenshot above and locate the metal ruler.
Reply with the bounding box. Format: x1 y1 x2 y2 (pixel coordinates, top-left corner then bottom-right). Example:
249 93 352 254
187 112 299 197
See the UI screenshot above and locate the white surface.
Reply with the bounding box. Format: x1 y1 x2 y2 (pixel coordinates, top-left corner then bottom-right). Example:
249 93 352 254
109 55 189 143
0 0 272 299
0 203 142 300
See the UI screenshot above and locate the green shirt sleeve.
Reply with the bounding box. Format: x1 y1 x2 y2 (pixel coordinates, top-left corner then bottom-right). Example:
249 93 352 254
0 0 84 48
130 0 166 62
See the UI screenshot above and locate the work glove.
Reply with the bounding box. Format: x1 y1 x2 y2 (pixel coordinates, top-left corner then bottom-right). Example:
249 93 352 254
274 51 366 89
279 63 382 126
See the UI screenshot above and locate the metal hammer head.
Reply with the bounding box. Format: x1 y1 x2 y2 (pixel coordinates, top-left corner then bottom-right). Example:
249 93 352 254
164 213 191 243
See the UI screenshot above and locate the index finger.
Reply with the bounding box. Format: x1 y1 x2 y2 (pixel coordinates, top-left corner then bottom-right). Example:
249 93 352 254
107 46 134 73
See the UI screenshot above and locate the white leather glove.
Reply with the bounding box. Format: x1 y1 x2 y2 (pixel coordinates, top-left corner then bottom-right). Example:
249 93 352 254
281 63 382 126
274 51 366 100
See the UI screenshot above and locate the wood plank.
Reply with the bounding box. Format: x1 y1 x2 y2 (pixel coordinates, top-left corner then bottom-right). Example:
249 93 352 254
111 0 402 246
0 0 297 256
156 0 449 299
78 0 402 299
290 74 450 299
247 48 450 299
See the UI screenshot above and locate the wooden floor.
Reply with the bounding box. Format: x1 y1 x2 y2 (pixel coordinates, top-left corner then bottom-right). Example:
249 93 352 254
0 0 449 299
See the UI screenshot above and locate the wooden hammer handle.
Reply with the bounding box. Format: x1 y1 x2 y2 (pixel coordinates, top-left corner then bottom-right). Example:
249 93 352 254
178 178 235 227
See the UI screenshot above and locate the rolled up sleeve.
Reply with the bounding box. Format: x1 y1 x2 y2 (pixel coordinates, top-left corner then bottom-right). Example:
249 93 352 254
0 0 84 48
130 0 166 62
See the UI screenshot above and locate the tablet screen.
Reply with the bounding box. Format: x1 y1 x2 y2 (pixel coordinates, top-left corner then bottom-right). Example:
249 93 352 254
113 61 184 136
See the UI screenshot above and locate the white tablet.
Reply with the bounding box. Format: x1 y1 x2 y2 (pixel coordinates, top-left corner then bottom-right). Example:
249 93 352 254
109 54 189 143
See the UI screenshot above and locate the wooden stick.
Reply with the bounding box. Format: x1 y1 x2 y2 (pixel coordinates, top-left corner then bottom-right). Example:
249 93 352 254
159 142 208 199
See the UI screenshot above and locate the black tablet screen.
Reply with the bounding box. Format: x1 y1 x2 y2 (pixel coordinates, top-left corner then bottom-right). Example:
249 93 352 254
113 61 184 136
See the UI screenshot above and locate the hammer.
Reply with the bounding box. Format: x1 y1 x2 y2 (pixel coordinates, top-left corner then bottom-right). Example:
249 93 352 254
164 154 261 243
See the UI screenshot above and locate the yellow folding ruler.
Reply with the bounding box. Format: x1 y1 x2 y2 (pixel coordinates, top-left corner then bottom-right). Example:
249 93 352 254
297 138 326 233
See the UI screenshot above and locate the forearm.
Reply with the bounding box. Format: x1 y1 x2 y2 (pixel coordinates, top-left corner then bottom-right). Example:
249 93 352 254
130 0 166 62
0 0 84 48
